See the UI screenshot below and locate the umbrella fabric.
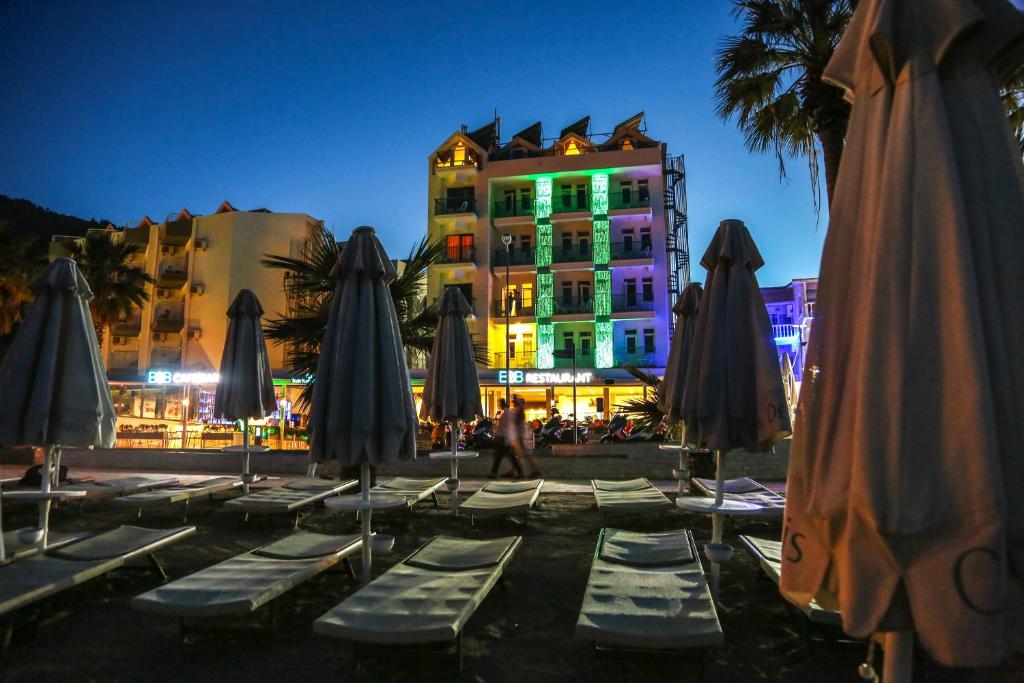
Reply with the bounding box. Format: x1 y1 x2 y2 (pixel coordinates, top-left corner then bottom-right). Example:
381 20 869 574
780 353 797 420
680 220 792 452
780 0 1024 666
657 282 703 423
308 227 417 466
419 287 481 423
214 289 277 420
0 257 115 449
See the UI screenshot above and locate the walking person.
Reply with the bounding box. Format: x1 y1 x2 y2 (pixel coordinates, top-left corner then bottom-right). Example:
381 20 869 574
487 399 522 478
512 397 541 478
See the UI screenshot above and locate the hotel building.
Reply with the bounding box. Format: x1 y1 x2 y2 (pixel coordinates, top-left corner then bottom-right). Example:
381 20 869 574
763 277 817 381
421 113 690 420
51 202 321 448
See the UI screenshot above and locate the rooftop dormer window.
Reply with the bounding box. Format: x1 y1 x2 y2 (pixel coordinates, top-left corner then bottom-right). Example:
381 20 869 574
435 140 477 168
564 140 582 156
621 138 634 151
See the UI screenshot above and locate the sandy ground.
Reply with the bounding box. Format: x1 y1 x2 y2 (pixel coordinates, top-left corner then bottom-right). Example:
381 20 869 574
0 473 1021 682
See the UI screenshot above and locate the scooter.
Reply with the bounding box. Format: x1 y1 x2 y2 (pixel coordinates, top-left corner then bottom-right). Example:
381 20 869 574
466 417 496 450
535 415 563 447
601 414 629 443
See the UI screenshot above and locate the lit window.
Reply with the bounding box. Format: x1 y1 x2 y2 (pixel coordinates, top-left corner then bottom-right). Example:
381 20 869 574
622 138 634 151
565 140 581 156
453 142 466 165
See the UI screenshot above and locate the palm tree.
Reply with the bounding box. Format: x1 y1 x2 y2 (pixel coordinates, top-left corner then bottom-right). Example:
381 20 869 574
262 224 485 405
714 0 853 207
615 365 670 434
66 231 154 347
0 221 44 336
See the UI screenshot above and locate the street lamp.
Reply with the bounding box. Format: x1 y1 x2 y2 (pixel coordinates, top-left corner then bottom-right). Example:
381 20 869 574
553 341 578 444
501 234 512 407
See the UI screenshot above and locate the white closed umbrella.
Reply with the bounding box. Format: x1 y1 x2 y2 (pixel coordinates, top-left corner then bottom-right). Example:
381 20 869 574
781 0 1024 678
308 227 418 582
0 257 116 546
780 353 797 423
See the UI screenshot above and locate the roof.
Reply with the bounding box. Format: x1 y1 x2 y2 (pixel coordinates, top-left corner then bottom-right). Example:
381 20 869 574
559 115 590 139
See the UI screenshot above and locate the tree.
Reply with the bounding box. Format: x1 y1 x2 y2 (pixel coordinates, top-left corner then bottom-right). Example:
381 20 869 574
715 0 853 207
1002 70 1024 155
0 220 45 336
66 232 154 347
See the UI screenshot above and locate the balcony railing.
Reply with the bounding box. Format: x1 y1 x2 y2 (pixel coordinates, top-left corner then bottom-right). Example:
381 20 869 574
150 347 182 367
553 243 592 263
773 323 800 341
157 257 189 287
554 297 594 315
493 199 535 219
112 313 142 336
617 351 658 367
553 193 590 213
610 241 654 260
609 193 651 211
493 248 535 267
439 247 476 264
434 197 477 215
492 300 536 318
108 350 139 370
612 294 655 313
554 351 595 368
493 351 536 369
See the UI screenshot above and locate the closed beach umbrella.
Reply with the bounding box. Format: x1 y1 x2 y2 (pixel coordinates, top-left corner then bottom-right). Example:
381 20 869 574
420 286 481 501
214 289 277 487
780 353 796 422
309 227 417 581
780 0 1024 677
658 281 703 426
681 220 792 550
0 257 116 545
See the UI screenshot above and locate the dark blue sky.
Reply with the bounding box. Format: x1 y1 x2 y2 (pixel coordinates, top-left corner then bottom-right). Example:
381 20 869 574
0 0 825 287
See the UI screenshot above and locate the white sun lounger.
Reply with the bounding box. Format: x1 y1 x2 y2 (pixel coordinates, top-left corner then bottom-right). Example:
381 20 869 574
576 528 723 652
59 475 182 500
113 476 245 521
371 477 447 509
592 478 674 516
459 479 544 524
315 535 522 648
0 525 195 619
133 531 362 622
691 477 786 517
738 535 842 626
224 479 358 522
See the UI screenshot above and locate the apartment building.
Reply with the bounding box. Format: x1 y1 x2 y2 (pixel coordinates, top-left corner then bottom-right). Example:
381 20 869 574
421 113 690 419
762 277 817 380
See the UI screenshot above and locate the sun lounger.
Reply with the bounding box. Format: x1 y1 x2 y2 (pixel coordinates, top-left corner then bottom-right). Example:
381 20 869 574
224 479 358 522
576 528 723 652
0 525 195 618
113 476 245 521
132 531 362 621
691 477 786 517
371 477 447 509
738 535 842 626
314 535 522 648
592 478 674 516
0 530 82 566
459 479 543 524
58 475 181 500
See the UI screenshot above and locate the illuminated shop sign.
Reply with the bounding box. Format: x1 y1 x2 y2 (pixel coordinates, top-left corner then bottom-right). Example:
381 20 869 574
147 370 220 385
497 370 594 385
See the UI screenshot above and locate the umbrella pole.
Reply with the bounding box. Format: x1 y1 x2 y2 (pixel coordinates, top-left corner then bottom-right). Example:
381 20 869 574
360 461 372 585
0 453 6 564
450 421 461 511
39 445 56 549
883 631 913 683
678 429 687 496
709 449 726 598
242 417 251 494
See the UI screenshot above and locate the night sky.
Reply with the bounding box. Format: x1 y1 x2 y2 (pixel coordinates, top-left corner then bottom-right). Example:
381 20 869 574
0 0 828 286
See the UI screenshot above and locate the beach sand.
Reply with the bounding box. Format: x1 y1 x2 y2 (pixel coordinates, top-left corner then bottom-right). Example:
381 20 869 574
0 480 1020 682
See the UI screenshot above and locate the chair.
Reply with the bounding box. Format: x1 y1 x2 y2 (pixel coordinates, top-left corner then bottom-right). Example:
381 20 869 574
371 477 447 509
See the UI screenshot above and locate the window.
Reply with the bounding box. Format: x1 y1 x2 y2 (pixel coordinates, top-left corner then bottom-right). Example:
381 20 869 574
445 234 473 262
560 185 573 210
622 228 634 254
576 184 588 210
504 189 515 212
577 231 590 257
642 277 654 302
644 328 655 354
520 187 532 211
562 331 575 351
520 234 532 258
638 179 649 202
564 140 582 155
621 138 634 151
624 278 637 305
578 281 591 303
444 186 474 213
561 281 573 305
453 142 467 165
561 232 573 259
579 331 592 355
619 181 632 206
625 329 637 354
640 227 652 254
521 283 534 308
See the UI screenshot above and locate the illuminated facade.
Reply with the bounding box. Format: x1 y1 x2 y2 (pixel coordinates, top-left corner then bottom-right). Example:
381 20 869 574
762 278 817 381
424 113 690 418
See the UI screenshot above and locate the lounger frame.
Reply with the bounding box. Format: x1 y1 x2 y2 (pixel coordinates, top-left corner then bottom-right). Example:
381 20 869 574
461 479 544 527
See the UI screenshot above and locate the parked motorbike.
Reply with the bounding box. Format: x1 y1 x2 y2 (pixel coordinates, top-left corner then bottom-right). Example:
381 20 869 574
600 414 629 443
558 418 589 444
535 415 562 448
466 417 496 450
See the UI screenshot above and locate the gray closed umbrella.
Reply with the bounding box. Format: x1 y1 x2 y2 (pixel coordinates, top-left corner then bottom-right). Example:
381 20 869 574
781 0 1024 676
420 287 481 505
214 289 277 488
308 227 417 581
0 257 116 549
659 282 704 425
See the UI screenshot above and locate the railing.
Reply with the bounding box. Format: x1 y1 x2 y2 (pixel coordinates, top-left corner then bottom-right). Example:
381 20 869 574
492 300 536 318
553 244 592 263
609 193 651 210
554 351 595 368
152 301 185 332
150 348 182 366
434 197 477 215
553 193 590 213
616 351 658 367
157 256 189 285
610 241 654 260
113 313 142 336
492 351 536 369
439 247 475 264
773 323 799 340
554 297 594 315
108 350 139 370
612 294 655 313
493 248 535 267
493 199 535 219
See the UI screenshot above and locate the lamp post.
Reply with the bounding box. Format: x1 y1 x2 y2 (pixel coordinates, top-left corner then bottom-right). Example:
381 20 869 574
501 234 512 407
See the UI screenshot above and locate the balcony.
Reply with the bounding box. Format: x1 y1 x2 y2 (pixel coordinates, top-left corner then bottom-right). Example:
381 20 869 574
108 350 139 371
112 312 143 337
493 248 535 268
773 324 800 342
610 242 654 261
612 293 655 314
152 301 185 333
552 193 590 215
161 218 192 246
434 197 477 216
554 351 594 369
553 243 593 264
493 199 535 220
439 246 476 265
150 347 182 367
616 351 658 367
156 257 189 287
492 351 536 369
554 297 594 316
492 300 536 318
609 193 652 211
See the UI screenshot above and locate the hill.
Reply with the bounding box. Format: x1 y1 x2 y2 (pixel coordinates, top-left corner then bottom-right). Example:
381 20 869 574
0 195 110 245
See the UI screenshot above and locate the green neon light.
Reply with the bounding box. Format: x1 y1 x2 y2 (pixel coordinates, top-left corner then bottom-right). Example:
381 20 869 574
535 177 553 269
536 223 552 269
535 178 552 219
537 323 554 368
536 272 554 318
592 219 610 265
591 173 608 215
593 270 611 317
595 321 614 368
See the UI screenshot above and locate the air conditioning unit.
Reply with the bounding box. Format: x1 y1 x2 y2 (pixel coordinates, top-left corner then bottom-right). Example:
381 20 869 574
190 283 205 296
195 238 208 251
112 336 125 346
187 328 202 340
152 332 165 342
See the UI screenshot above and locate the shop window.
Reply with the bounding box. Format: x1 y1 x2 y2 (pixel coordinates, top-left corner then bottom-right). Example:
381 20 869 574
644 328 655 354
642 277 654 301
625 329 637 354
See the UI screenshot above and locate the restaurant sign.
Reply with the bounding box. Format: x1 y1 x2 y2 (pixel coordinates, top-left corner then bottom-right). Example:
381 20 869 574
147 370 220 385
497 370 594 385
